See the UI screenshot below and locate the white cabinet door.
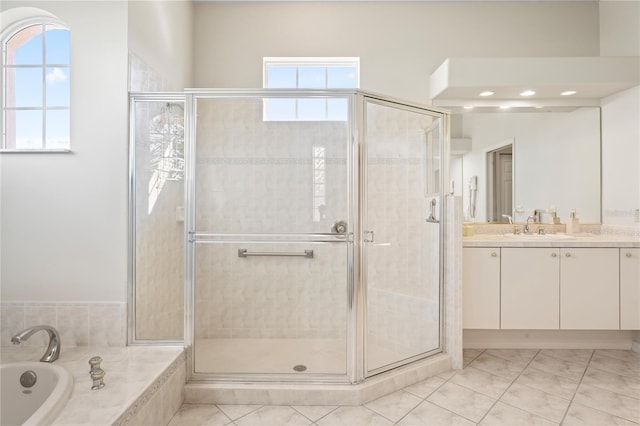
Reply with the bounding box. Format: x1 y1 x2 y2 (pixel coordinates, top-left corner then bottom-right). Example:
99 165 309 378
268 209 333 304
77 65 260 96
463 247 500 329
620 248 640 330
501 248 560 329
560 248 619 330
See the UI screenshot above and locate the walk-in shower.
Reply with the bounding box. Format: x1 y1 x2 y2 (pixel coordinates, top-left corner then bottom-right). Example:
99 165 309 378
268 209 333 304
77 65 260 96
129 89 450 386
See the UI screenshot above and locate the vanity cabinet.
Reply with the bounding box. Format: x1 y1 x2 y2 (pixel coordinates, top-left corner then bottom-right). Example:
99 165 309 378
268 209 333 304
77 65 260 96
620 248 640 330
463 248 500 329
560 248 619 329
501 248 560 329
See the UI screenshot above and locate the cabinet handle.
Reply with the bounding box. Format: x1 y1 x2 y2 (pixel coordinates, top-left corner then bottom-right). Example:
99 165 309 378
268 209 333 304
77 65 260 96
565 252 571 257
491 252 497 257
626 252 632 258
551 253 557 258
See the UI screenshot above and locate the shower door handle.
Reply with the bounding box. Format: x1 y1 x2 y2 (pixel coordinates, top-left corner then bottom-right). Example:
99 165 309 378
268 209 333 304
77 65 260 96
426 198 439 223
364 230 374 243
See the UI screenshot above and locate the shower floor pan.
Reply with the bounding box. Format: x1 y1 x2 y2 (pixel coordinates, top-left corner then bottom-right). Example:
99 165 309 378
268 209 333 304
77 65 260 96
194 338 346 374
193 338 419 375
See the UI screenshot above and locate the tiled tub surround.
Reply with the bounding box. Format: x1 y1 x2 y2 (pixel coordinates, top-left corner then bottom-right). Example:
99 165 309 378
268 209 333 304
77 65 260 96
173 349 640 426
0 302 126 348
1 345 184 426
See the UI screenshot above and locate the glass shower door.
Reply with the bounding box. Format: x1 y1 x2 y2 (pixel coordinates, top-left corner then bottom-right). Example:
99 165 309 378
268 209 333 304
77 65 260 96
189 94 353 379
362 97 443 375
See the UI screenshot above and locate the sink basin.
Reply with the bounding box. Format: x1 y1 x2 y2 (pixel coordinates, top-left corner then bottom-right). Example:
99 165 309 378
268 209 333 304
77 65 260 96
503 233 577 241
1 361 73 425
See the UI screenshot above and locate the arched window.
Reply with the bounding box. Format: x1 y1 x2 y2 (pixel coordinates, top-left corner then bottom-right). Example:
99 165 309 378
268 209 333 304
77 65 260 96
1 19 70 151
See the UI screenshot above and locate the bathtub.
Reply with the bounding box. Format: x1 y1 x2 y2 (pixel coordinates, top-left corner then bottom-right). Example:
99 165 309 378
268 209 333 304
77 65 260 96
1 362 73 426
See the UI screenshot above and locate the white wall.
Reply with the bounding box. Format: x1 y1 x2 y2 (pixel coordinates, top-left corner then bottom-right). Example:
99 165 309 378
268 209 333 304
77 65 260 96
601 85 640 226
600 0 640 57
1 1 129 301
128 0 193 91
193 1 600 102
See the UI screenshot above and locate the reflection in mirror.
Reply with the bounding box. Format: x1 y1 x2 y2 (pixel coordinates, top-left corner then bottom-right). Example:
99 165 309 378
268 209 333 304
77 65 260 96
456 107 601 224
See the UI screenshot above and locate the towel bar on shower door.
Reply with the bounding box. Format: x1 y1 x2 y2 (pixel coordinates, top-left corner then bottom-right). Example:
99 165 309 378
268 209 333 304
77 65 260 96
237 249 314 259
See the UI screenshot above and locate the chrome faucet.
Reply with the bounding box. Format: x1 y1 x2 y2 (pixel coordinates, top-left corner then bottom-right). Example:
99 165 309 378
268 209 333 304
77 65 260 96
524 215 535 234
11 325 61 363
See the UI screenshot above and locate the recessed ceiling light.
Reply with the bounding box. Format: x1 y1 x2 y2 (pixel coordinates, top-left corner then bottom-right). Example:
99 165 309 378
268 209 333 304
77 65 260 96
463 106 474 110
561 90 577 96
479 91 494 97
499 106 511 110
520 90 536 97
535 106 543 109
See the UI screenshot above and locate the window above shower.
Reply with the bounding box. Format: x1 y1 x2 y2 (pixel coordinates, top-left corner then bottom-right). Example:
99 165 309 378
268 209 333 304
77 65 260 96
262 57 359 121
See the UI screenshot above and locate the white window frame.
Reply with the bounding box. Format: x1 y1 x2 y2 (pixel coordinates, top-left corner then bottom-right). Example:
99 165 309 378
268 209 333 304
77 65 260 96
1 17 71 152
262 57 359 121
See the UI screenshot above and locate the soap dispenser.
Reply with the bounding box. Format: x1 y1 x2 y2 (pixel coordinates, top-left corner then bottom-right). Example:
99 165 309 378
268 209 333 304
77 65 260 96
566 208 580 234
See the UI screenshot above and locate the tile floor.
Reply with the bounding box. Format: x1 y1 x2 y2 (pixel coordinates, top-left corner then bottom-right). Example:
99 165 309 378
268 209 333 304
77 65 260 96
168 349 640 426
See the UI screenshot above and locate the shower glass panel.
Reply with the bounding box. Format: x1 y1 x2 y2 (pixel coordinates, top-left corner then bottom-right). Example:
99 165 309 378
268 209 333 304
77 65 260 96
190 94 352 378
363 98 442 375
130 97 185 342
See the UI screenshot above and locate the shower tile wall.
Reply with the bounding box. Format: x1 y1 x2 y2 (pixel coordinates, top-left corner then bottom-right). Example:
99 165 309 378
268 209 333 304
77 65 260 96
366 103 440 365
194 98 349 339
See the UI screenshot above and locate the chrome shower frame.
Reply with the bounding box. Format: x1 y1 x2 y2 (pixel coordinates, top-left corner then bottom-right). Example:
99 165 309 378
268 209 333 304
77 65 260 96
128 89 451 385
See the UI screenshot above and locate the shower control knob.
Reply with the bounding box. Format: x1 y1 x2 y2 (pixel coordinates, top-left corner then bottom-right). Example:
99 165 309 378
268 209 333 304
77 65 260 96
332 221 347 234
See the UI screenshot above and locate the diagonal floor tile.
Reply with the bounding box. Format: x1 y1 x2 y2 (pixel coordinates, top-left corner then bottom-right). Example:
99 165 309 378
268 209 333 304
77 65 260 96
469 353 526 381
538 349 593 366
450 366 513 399
484 349 538 366
404 376 446 398
595 349 640 364
397 400 476 426
562 402 638 426
500 383 570 423
590 353 640 379
365 390 423 423
515 366 579 399
479 401 557 426
427 381 495 423
582 367 640 399
234 406 311 426
291 406 337 422
168 404 232 426
463 349 484 367
529 353 586 381
316 406 393 426
216 405 262 421
572 383 640 423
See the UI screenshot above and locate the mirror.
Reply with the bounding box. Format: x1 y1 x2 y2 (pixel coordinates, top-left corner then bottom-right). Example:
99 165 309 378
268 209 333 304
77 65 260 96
451 107 601 224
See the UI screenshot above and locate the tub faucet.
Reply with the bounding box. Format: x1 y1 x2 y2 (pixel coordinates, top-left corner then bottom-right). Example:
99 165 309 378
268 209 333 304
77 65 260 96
11 325 61 363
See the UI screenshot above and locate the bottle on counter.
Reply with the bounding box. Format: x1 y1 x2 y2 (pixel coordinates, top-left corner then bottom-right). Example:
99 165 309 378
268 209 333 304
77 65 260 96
566 208 580 234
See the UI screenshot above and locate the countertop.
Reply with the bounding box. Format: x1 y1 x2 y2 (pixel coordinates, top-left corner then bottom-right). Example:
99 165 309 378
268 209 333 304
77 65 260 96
463 233 640 248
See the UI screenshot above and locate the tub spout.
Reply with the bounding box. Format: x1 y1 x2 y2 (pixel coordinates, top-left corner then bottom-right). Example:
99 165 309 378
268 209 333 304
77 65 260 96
11 325 61 363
